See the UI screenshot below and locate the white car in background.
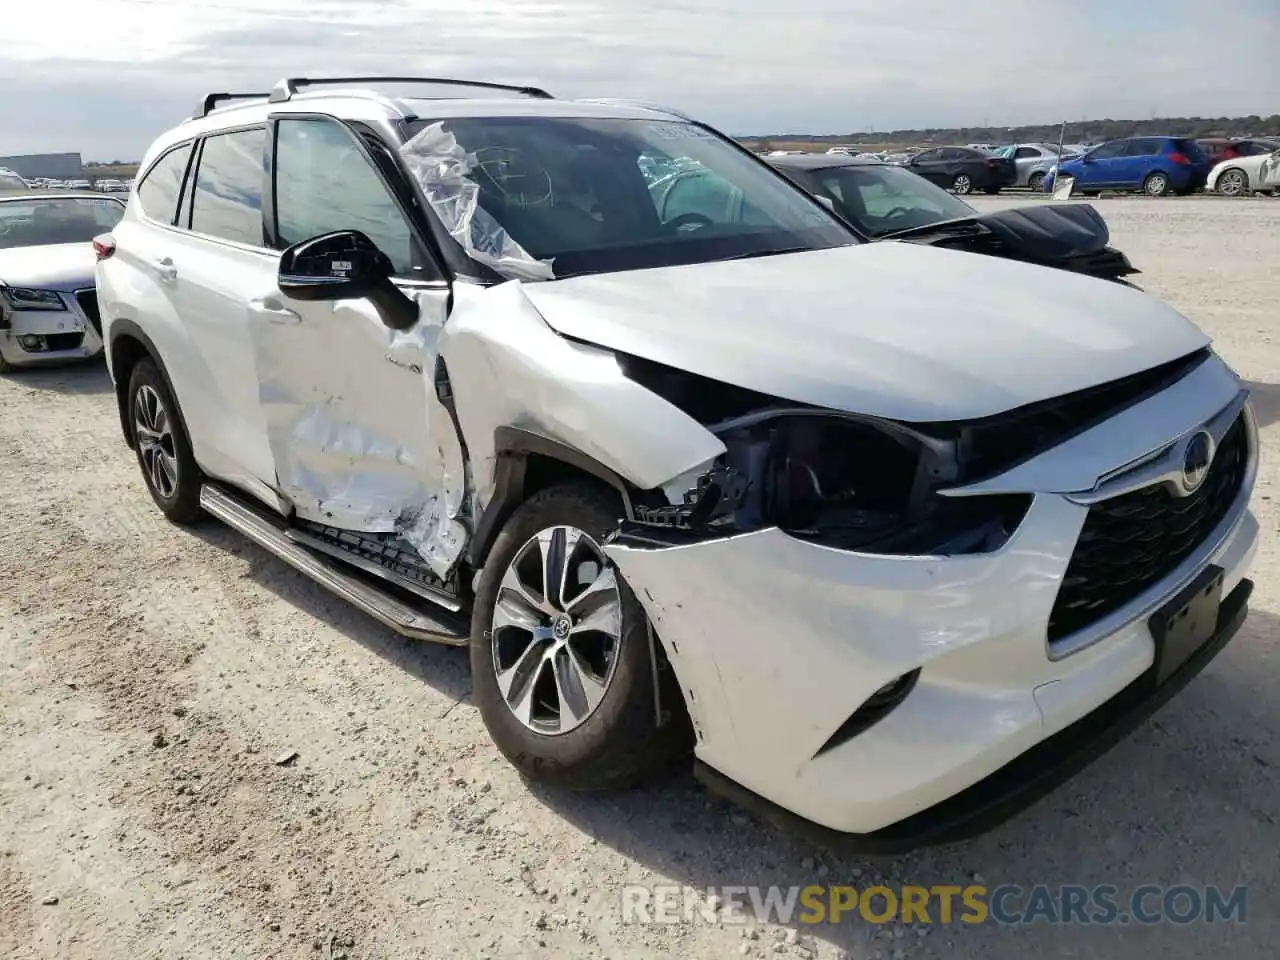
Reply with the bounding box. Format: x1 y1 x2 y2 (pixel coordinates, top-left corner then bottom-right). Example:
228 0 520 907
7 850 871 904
1207 147 1280 197
0 193 125 370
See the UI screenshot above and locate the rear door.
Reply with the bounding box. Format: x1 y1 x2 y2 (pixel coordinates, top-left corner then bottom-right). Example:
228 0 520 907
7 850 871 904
163 125 282 496
907 150 949 186
1013 145 1043 185
254 113 449 532
1113 138 1160 188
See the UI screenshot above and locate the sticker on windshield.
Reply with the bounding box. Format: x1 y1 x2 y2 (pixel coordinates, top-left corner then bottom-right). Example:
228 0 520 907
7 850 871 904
648 122 714 140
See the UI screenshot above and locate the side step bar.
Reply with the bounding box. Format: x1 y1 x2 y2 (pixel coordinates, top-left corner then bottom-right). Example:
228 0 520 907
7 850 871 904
199 485 469 646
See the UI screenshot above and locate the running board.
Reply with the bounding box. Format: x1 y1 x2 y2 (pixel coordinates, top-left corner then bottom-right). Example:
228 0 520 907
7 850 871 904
283 527 463 613
199 485 469 645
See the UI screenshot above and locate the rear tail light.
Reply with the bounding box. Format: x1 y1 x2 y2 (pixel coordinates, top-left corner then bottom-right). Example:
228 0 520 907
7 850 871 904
1169 152 1191 166
93 234 116 261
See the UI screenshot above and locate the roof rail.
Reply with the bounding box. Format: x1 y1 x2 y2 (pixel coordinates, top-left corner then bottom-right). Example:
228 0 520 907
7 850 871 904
190 92 271 120
267 76 554 104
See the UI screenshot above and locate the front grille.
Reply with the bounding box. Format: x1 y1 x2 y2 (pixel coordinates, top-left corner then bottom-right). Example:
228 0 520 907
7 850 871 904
1048 413 1249 643
75 289 102 335
43 332 86 352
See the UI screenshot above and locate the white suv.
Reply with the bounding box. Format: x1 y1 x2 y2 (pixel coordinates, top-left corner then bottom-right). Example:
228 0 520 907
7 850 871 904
96 77 1259 850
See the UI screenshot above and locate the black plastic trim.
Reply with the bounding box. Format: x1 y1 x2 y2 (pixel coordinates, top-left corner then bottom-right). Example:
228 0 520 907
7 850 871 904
465 426 635 567
696 577 1253 854
812 669 922 758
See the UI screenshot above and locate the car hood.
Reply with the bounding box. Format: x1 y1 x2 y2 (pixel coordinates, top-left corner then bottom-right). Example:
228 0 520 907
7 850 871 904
0 243 97 292
520 242 1209 422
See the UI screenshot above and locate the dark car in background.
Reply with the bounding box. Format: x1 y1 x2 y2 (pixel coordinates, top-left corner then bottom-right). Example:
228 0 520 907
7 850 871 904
1197 137 1280 166
1047 136 1211 196
899 146 1016 195
767 154 1138 283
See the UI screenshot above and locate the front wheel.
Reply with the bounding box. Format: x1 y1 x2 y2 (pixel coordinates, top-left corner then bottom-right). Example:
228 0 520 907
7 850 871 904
1143 172 1171 197
128 357 203 523
470 483 691 791
951 174 973 195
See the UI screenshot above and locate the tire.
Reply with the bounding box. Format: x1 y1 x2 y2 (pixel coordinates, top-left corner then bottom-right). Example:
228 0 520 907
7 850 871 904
1143 172 1171 197
0 351 13 373
951 174 973 195
470 482 692 791
127 357 203 524
1027 172 1046 193
1216 168 1248 198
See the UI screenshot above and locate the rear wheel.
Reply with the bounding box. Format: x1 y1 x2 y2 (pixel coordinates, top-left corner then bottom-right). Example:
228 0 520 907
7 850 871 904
1216 168 1248 197
1143 172 1171 197
128 358 203 524
951 174 973 195
1027 171 1046 192
470 483 691 790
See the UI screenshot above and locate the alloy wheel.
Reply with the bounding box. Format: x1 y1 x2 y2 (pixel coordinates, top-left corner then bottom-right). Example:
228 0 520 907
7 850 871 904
1145 174 1169 196
490 526 622 735
1219 170 1246 197
134 384 179 499
952 175 972 194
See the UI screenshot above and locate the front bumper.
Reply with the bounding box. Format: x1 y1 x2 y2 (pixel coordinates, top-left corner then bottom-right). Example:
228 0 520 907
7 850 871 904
0 289 103 367
694 576 1252 853
604 360 1259 845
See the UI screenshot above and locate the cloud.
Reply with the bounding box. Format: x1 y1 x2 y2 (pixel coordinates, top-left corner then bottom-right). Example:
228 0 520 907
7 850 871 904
2 0 1276 158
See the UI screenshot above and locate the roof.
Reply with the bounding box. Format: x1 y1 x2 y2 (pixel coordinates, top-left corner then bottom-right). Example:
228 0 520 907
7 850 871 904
765 153 885 171
0 191 123 203
141 82 689 172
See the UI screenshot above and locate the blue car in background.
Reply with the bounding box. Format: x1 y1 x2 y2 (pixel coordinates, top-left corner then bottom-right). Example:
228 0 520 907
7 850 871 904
1042 136 1211 196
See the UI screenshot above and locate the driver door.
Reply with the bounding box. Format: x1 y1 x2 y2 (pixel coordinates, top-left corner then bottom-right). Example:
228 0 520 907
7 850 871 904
252 114 449 532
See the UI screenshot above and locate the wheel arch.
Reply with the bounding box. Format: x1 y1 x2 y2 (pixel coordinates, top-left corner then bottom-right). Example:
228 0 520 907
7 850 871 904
465 426 638 570
107 319 185 450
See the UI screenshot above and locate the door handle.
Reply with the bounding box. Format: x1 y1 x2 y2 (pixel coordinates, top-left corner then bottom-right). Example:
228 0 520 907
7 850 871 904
152 256 177 283
248 298 301 324
385 353 422 374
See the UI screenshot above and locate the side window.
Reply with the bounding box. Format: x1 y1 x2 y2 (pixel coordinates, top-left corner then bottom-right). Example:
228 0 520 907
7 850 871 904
659 171 735 224
1014 147 1040 159
1089 141 1125 159
135 144 193 224
1128 139 1162 156
913 150 939 163
190 129 266 245
273 118 419 276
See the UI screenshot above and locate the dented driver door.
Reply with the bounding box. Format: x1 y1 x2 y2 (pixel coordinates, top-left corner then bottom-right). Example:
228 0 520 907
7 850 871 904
252 114 450 532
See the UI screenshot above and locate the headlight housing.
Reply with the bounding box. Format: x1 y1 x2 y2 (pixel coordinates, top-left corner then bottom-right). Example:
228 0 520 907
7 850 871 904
0 286 66 311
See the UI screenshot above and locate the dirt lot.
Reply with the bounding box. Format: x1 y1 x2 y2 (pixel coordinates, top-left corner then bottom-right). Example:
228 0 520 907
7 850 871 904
2 195 1278 960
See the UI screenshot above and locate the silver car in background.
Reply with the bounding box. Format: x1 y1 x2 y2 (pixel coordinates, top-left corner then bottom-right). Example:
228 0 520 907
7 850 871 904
996 142 1070 189
0 193 125 371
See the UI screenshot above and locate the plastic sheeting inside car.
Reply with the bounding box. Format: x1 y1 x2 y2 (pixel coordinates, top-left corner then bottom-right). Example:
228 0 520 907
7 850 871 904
400 121 555 282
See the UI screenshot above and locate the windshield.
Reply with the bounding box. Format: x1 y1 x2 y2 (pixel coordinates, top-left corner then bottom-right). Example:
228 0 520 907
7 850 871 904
0 196 126 249
809 164 976 237
399 116 856 280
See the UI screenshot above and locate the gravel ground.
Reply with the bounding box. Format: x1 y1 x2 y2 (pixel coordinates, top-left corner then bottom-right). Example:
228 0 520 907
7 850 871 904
2 196 1278 960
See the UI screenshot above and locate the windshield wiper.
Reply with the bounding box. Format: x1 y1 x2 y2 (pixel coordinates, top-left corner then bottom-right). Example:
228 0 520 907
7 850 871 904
713 246 814 263
877 216 981 240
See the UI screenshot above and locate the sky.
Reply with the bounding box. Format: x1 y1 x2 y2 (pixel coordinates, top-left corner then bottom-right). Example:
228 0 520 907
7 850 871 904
1 0 1277 160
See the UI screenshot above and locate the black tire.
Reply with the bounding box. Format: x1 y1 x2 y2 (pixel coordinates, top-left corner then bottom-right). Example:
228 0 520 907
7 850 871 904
0 352 13 374
1027 172 1046 193
127 357 203 524
951 174 973 195
470 482 692 791
1143 172 1171 197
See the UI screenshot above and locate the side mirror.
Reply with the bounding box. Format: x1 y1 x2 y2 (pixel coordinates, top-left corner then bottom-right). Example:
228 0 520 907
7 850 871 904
277 230 418 331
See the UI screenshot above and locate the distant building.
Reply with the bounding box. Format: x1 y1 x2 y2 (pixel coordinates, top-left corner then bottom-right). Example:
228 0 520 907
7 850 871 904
0 152 84 179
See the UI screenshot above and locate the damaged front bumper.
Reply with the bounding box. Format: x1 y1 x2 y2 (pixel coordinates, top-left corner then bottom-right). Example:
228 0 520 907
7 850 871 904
602 364 1260 845
0 292 103 367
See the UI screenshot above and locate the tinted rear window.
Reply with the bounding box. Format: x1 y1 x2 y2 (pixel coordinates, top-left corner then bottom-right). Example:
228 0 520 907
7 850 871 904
1173 139 1206 159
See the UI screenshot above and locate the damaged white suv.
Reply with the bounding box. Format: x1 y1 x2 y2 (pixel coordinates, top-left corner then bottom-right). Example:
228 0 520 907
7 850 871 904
97 77 1259 851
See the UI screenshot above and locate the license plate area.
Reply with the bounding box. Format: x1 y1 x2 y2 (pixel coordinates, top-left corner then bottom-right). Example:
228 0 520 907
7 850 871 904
1148 565 1223 686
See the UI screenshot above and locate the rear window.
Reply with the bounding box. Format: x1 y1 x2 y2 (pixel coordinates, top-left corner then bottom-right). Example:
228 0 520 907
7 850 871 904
1173 139 1206 159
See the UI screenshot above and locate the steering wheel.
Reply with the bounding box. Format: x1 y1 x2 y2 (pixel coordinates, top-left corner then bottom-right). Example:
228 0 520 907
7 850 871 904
881 206 913 220
668 212 714 233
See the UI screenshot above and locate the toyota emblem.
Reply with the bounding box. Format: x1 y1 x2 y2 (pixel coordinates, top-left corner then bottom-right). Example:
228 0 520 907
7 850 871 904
1181 430 1214 494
